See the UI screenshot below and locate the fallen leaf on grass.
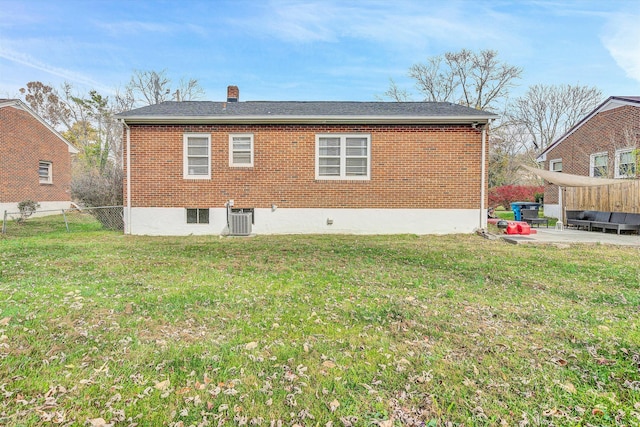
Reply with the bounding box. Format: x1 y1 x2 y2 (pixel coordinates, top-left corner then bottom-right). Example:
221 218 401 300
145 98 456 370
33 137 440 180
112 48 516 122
552 357 568 367
559 382 576 394
592 408 605 416
322 360 336 369
245 341 258 350
329 399 340 412
176 387 191 395
154 379 170 391
88 418 111 427
542 408 565 417
0 317 10 326
378 419 393 427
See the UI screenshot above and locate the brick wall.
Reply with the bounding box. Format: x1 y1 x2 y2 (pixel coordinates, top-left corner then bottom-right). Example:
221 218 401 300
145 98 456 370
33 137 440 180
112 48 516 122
543 105 640 204
124 123 487 210
0 105 73 204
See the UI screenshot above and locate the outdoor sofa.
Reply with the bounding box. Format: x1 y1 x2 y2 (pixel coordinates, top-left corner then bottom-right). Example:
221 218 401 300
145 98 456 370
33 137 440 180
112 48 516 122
521 208 549 228
566 210 640 234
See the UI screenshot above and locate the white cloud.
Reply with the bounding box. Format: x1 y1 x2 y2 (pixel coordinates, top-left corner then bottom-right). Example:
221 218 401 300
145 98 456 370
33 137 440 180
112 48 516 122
0 45 113 93
257 1 340 43
94 20 174 37
601 13 640 84
243 0 517 47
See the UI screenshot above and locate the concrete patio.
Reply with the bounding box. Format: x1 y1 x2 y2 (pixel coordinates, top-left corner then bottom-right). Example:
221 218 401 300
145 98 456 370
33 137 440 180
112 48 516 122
500 227 640 247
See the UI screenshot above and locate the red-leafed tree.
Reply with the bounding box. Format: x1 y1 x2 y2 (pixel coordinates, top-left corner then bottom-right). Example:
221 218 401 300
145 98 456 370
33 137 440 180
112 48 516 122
489 185 544 210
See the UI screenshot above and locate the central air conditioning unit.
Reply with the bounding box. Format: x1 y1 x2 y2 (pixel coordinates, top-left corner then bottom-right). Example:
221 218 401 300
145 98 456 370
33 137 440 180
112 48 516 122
229 212 252 236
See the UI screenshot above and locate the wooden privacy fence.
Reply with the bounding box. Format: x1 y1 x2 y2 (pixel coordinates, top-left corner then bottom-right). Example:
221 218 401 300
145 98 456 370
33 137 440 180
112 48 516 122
564 180 640 213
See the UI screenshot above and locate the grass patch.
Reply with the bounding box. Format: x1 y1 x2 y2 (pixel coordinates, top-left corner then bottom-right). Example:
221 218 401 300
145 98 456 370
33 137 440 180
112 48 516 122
0 222 639 426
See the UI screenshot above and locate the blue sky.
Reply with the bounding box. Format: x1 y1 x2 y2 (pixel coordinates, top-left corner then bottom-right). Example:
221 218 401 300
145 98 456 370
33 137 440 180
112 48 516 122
1 0 639 104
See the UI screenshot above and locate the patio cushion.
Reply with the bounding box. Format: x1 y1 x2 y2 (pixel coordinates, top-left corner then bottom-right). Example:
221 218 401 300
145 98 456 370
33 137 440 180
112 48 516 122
625 213 640 225
594 211 611 222
609 212 627 223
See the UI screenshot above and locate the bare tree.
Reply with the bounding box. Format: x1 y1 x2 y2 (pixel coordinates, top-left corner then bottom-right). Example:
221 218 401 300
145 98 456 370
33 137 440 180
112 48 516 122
113 86 137 113
489 122 541 187
507 84 603 150
127 69 172 105
175 78 205 102
127 69 205 106
408 55 459 103
19 81 72 128
378 78 412 102
384 49 522 112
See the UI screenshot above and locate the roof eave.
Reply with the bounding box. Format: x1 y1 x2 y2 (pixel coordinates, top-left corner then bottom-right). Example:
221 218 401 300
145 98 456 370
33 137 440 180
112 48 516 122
118 114 498 125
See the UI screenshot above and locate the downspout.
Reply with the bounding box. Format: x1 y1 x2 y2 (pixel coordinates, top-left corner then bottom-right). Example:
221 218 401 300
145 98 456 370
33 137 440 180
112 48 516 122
122 120 132 235
479 124 487 231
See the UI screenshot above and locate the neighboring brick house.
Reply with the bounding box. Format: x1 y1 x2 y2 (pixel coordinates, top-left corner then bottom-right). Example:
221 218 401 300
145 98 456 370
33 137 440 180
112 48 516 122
0 99 78 214
117 86 497 235
537 96 640 219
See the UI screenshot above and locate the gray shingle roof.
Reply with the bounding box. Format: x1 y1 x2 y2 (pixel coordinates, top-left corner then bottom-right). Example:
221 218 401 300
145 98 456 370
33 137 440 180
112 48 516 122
116 101 498 124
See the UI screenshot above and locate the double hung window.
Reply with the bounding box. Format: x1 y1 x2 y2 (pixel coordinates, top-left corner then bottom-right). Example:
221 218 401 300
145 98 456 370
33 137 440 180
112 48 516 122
589 152 608 177
316 134 370 180
615 148 636 178
229 134 254 167
184 133 211 179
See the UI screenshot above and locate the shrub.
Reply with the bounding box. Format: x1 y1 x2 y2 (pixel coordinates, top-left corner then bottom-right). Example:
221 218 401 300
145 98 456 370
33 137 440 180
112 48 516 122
71 166 124 230
16 200 40 223
489 185 544 210
71 166 123 208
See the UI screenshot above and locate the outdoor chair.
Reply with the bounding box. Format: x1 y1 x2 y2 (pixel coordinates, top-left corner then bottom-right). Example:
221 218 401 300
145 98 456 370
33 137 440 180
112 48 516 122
521 209 549 228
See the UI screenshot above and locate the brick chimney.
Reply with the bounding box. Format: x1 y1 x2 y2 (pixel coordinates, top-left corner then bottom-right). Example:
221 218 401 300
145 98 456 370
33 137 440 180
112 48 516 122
227 85 239 102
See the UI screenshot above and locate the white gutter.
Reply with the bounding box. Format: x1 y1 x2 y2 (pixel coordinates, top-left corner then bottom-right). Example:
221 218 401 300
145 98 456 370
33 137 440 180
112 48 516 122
480 125 487 231
122 120 131 235
117 115 497 126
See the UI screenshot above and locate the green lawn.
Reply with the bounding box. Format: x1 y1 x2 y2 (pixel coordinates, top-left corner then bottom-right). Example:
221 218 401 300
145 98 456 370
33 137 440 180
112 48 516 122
1 219 639 426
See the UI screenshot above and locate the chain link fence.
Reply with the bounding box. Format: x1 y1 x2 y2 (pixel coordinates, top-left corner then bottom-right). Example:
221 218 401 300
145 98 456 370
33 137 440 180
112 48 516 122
1 206 123 237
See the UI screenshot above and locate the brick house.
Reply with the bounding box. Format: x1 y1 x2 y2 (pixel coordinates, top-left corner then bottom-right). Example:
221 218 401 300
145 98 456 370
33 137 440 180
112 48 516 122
117 86 497 235
0 99 78 214
537 96 640 219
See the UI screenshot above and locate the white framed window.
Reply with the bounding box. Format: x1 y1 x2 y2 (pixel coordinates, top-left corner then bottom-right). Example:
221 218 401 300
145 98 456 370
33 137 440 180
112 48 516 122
229 133 254 167
549 159 562 173
183 133 211 179
614 148 636 178
186 208 209 224
589 152 608 177
316 134 371 180
39 161 52 184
